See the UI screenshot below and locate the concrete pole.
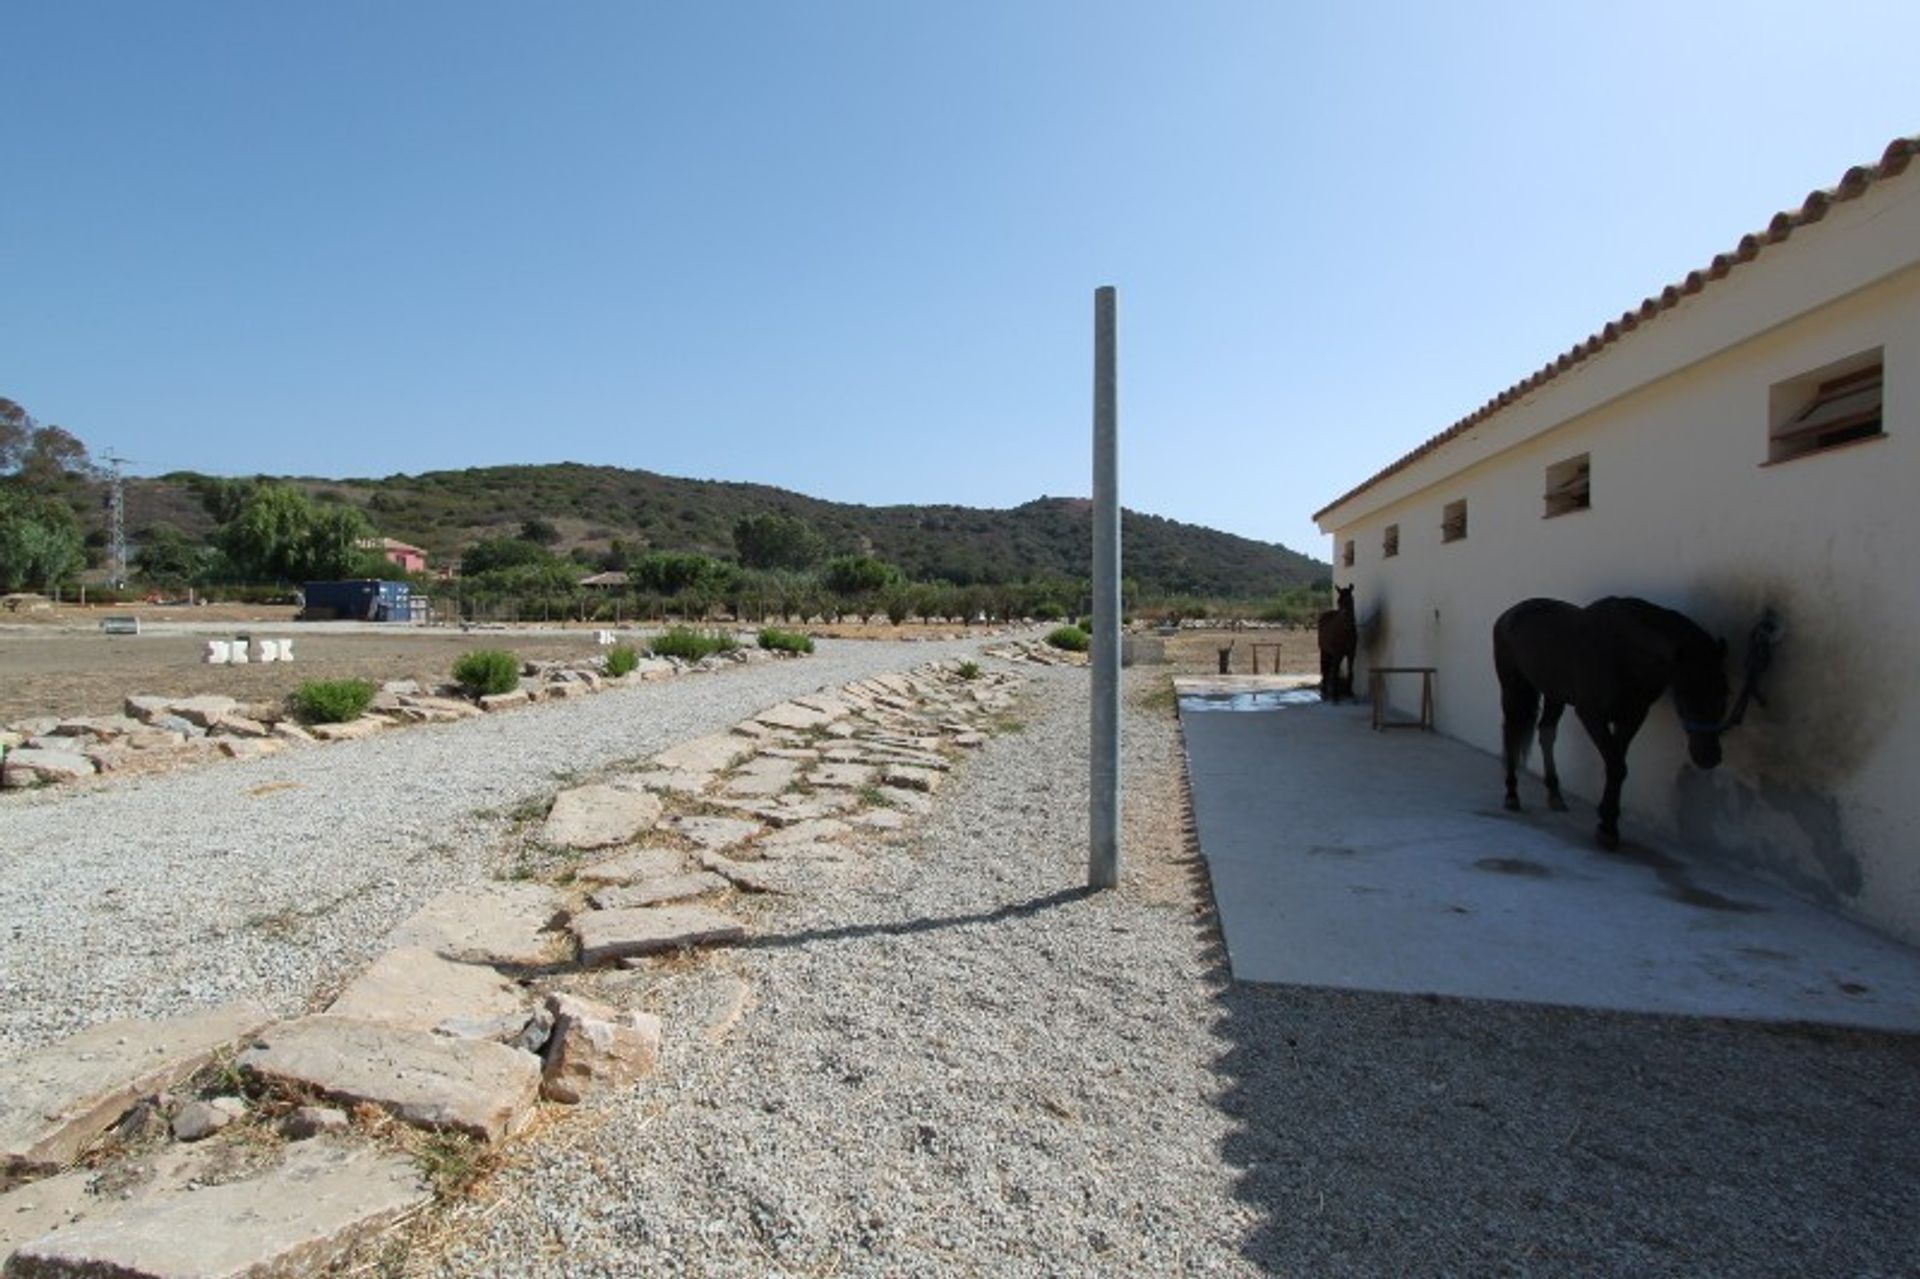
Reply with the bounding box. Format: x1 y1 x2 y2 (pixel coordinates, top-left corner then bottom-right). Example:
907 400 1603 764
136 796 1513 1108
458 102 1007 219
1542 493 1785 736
1090 286 1121 890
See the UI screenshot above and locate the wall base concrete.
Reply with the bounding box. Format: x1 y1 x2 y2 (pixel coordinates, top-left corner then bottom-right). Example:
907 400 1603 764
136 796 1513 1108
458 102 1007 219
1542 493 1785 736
1180 694 1920 1031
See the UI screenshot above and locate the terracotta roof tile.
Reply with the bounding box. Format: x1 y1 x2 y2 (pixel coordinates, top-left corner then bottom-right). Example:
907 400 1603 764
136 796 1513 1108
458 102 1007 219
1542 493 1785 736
1314 135 1920 524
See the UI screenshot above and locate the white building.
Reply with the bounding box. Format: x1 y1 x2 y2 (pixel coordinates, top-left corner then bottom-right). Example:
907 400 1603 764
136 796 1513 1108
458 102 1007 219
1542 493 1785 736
1313 136 1920 946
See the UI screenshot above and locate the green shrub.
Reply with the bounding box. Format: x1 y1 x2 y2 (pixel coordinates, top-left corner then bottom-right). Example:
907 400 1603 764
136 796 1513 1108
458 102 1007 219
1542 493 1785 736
290 678 376 724
757 627 815 655
453 649 521 696
1046 625 1090 653
956 660 981 680
604 644 640 677
649 627 739 662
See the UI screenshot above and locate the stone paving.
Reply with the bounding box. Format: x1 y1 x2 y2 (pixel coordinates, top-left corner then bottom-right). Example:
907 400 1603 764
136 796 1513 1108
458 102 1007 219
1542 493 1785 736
0 656 1020 1274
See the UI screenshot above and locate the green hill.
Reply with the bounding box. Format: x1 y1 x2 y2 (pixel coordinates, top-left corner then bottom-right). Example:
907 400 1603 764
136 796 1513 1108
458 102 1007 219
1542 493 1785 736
122 462 1325 597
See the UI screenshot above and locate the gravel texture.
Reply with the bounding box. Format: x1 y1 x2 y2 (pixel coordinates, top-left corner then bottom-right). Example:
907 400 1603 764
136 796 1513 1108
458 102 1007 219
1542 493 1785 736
0 636 996 1054
409 666 1920 1279
7 646 1917 1277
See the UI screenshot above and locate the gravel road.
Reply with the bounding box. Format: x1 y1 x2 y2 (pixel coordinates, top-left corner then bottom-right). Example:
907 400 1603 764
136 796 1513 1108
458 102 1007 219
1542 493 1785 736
0 636 997 1054
5 643 1915 1277
413 666 1920 1278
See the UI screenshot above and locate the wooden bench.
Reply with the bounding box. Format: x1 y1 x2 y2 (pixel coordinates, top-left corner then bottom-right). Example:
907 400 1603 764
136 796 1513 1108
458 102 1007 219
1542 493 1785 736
1370 666 1436 731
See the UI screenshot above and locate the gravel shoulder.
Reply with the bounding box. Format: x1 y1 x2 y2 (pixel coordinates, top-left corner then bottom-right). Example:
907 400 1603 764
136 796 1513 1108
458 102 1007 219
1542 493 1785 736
6 646 1915 1277
415 665 1920 1279
0 636 998 1053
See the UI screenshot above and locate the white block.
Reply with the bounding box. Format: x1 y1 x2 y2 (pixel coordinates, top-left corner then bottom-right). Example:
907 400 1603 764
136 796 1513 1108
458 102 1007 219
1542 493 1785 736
597 630 616 646
255 639 279 663
277 638 294 663
228 639 249 665
204 640 230 665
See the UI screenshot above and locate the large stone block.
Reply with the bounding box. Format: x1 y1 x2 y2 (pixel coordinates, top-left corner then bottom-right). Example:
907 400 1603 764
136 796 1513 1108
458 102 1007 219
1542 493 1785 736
324 947 533 1041
387 882 570 968
238 1016 541 1143
5 1142 428 1278
650 733 753 774
587 872 729 910
540 784 662 850
0 1002 272 1184
539 993 662 1104
1 749 96 789
573 906 747 966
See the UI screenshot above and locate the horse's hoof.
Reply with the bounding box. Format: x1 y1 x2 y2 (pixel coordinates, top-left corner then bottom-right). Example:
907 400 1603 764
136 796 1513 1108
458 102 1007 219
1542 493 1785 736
1503 795 1521 812
1596 825 1620 851
1548 794 1568 812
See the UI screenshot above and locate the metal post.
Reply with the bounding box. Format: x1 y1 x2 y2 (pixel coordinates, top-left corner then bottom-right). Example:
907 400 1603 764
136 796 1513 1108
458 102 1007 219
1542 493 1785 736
1090 286 1121 889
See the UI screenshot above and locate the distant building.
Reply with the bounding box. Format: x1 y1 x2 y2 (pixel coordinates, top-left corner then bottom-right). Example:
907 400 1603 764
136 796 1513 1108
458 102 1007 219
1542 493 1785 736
1313 136 1920 945
359 538 428 575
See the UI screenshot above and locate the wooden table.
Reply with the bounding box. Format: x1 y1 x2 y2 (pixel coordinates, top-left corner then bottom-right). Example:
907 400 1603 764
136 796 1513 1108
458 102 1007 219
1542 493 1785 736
1369 666 1436 731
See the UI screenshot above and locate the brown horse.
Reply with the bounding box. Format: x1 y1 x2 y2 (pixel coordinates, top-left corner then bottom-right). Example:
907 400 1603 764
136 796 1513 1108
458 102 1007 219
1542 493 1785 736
1493 597 1730 850
1317 585 1356 703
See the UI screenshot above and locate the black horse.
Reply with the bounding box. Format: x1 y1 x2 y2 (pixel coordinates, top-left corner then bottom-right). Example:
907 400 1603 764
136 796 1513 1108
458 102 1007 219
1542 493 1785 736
1493 597 1730 850
1317 585 1357 703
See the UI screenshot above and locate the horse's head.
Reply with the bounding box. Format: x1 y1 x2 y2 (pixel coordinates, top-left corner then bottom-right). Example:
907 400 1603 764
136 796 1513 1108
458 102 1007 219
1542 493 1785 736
1334 584 1354 612
1673 635 1731 769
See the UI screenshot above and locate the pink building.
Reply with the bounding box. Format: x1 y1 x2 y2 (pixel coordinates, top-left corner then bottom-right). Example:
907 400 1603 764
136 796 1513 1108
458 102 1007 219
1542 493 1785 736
361 538 428 574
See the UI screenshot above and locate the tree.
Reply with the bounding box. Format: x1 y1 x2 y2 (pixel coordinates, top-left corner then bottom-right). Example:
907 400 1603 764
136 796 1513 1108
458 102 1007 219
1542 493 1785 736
0 489 84 593
820 555 902 597
733 511 826 571
460 537 558 576
132 523 205 588
0 398 29 472
212 482 377 583
519 517 562 546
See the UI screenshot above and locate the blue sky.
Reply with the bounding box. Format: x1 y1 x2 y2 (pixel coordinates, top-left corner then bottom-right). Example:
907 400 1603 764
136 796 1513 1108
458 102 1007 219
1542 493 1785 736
3 2 1914 560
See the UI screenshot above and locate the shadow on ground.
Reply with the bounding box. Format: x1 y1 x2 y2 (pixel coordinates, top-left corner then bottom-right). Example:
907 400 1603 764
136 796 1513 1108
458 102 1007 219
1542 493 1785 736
1203 901 1920 1275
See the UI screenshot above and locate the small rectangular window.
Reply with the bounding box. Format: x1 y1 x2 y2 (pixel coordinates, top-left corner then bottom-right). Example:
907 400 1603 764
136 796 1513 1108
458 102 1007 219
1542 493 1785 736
1441 499 1467 543
1382 524 1399 558
1544 454 1590 518
1769 351 1884 463
1341 539 1355 567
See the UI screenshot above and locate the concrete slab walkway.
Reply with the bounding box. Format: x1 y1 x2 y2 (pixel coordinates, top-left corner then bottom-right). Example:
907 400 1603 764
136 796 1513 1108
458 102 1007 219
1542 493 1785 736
1178 681 1920 1031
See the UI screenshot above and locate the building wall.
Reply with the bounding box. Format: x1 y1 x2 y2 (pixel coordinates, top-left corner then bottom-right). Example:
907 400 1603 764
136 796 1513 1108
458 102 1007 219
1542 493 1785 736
1318 186 1920 945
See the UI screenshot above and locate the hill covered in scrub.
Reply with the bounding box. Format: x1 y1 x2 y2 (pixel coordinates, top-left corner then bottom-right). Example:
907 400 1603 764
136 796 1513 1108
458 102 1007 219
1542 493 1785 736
121 462 1326 597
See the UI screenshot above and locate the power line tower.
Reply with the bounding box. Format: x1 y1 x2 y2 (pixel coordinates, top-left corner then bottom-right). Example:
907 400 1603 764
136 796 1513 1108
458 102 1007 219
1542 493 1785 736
103 449 134 588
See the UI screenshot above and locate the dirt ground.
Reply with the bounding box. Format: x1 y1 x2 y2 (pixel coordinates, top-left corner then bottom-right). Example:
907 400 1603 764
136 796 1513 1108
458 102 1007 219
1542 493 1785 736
1159 624 1320 678
0 601 1312 725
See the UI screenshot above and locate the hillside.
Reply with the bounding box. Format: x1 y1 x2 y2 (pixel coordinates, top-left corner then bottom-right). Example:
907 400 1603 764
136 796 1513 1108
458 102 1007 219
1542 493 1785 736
121 462 1326 597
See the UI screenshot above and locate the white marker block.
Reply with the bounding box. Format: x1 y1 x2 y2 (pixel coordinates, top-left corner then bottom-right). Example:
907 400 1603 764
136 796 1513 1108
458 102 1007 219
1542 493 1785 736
228 638 249 665
204 640 230 665
277 638 294 663
255 639 279 663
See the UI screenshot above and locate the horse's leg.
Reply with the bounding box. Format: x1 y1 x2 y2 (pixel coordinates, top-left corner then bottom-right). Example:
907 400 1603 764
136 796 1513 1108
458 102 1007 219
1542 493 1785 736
1499 678 1539 812
1538 700 1568 811
1575 704 1647 850
1319 650 1334 701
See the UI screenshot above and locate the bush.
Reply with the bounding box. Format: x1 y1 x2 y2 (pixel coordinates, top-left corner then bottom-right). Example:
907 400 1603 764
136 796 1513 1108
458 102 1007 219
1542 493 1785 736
757 627 814 655
650 627 739 662
453 649 521 696
956 660 981 680
1046 625 1090 652
604 644 640 677
290 678 376 724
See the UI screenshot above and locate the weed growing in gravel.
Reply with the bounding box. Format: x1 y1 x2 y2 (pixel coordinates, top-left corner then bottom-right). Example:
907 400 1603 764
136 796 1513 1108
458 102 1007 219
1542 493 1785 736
1045 625 1090 653
411 1132 494 1200
289 678 376 724
604 644 640 677
956 660 982 680
649 627 738 661
453 649 520 696
756 627 814 654
506 796 549 826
